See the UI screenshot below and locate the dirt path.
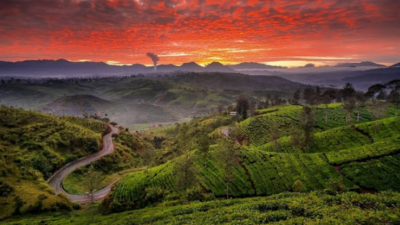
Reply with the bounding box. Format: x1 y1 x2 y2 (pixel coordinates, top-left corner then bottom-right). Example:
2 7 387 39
47 126 119 204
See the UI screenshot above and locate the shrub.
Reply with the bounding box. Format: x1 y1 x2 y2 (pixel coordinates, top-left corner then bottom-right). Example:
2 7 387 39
292 180 306 192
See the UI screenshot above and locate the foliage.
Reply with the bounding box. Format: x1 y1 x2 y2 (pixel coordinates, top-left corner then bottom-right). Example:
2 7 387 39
5 191 400 224
0 106 105 218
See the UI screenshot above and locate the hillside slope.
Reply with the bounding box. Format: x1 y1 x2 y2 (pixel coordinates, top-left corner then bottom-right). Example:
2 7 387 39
101 103 400 215
0 106 108 218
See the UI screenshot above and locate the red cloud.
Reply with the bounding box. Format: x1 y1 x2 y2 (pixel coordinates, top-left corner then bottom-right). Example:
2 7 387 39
0 0 399 65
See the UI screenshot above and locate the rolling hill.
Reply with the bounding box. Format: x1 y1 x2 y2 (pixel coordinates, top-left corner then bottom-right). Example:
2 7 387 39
0 72 304 129
0 106 107 219
99 103 400 216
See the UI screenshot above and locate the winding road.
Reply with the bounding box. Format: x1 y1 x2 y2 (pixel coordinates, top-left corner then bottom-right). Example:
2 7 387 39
47 125 119 203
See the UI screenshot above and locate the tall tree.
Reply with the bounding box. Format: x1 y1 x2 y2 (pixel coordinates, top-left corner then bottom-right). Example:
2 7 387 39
0 181 13 204
376 90 387 101
213 137 239 199
268 120 280 151
292 89 301 105
386 80 400 117
341 83 357 124
290 127 303 149
141 147 156 171
341 83 356 101
368 99 388 139
365 83 387 100
299 106 315 150
315 86 322 104
303 87 316 105
217 104 224 115
83 165 103 221
236 96 250 120
343 98 356 124
355 92 367 122
321 92 332 124
197 133 211 161
174 154 198 201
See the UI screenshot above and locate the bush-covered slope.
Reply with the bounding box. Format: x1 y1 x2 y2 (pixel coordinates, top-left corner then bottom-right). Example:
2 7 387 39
240 104 393 146
0 106 107 218
102 103 400 215
4 191 400 225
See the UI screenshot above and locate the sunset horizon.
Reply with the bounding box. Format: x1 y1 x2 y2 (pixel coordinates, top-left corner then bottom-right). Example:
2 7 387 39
1 0 399 67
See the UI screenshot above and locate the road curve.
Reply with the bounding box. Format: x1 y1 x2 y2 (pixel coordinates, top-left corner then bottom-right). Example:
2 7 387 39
47 125 119 204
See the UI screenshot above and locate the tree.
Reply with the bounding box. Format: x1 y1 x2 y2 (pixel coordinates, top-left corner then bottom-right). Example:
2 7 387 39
315 86 322 104
13 196 25 215
292 89 301 105
302 87 316 105
341 83 356 101
368 99 388 139
299 106 315 150
365 84 387 100
355 92 366 122
268 120 280 151
0 181 13 204
376 90 387 101
236 96 249 120
386 80 400 117
141 147 156 171
290 126 303 149
174 153 198 201
83 165 103 221
217 104 224 115
341 83 357 124
321 92 332 124
292 180 306 192
213 137 238 199
197 134 211 161
388 89 400 117
343 98 356 124
249 101 257 117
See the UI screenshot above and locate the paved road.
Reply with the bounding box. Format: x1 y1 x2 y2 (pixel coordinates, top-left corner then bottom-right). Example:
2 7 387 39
47 125 119 204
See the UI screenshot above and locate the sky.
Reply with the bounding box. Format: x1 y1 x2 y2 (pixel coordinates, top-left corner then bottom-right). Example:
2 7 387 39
0 0 399 67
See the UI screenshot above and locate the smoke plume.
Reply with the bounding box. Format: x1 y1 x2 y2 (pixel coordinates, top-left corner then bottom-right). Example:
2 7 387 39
146 52 159 71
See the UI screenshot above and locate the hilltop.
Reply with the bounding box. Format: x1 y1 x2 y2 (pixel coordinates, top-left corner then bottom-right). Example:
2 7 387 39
41 95 114 116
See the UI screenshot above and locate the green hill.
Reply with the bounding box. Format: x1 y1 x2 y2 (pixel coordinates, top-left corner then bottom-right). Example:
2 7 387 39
100 103 400 215
3 102 400 224
0 106 109 218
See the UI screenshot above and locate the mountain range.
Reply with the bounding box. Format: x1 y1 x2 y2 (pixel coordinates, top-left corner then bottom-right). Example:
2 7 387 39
0 59 394 77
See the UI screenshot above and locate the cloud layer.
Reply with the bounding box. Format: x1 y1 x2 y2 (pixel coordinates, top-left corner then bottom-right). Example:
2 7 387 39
0 0 399 66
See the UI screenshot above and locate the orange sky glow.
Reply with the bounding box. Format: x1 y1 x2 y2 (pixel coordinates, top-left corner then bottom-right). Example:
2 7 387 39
0 0 399 67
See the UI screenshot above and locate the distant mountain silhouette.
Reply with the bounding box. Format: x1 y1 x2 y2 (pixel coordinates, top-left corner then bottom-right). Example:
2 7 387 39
335 61 386 68
0 59 239 77
180 62 204 71
205 62 235 72
303 63 315 68
229 62 286 70
391 62 400 68
157 64 179 72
